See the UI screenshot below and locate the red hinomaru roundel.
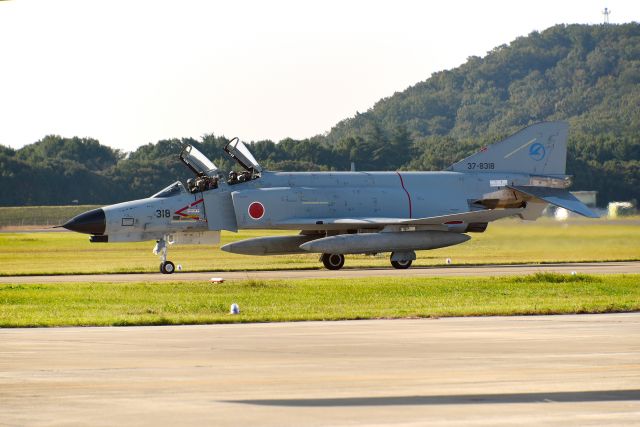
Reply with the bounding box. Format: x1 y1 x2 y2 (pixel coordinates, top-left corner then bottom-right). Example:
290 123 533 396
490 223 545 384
248 202 265 220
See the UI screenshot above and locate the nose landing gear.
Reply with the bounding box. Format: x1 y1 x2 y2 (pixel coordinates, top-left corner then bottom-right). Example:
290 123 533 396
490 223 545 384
154 236 176 274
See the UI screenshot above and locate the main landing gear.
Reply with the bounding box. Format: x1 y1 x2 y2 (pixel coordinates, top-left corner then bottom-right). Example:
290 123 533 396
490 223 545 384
390 251 415 269
154 236 176 274
390 258 412 269
320 251 416 270
321 253 345 270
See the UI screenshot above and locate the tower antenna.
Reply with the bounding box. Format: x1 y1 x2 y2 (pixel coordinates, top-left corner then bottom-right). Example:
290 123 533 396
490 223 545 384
602 7 611 24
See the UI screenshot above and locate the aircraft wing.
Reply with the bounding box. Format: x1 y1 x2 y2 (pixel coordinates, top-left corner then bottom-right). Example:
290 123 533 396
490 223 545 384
274 208 525 229
399 208 525 225
275 217 411 227
508 186 599 218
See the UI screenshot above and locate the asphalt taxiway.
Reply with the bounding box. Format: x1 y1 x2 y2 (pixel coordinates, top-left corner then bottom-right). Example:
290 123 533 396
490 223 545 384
1 313 639 426
0 261 638 283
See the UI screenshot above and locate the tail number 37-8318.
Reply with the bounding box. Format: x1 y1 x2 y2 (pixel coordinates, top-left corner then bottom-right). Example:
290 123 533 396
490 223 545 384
467 162 495 170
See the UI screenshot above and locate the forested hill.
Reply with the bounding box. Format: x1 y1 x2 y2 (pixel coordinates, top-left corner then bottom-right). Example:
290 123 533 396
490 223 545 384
1 23 639 206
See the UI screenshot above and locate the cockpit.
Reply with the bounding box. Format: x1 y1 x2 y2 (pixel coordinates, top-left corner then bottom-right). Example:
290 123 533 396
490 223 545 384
179 138 262 193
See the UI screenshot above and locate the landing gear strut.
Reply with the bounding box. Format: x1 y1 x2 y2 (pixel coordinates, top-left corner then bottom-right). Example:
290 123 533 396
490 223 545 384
154 236 176 274
321 253 345 270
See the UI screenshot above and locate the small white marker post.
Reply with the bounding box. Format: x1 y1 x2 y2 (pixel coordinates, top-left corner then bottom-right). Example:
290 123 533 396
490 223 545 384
230 303 240 315
446 258 452 265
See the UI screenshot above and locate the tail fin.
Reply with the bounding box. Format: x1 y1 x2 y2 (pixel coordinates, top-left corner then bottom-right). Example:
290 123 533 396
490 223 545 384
449 121 568 175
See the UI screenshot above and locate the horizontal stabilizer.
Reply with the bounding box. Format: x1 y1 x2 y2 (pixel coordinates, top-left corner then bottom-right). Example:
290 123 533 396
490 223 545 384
509 186 599 218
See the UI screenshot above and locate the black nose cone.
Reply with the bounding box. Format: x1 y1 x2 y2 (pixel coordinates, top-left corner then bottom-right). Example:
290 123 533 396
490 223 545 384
62 208 106 235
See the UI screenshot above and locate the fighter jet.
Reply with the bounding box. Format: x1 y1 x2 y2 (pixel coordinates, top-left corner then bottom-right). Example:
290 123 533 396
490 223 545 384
61 121 598 273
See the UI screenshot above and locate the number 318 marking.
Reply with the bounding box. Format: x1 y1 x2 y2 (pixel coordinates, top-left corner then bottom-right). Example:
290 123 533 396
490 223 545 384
156 209 171 218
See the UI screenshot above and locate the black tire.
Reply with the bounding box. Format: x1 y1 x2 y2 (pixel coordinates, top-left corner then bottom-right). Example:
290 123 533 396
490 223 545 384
391 259 412 269
321 253 345 270
160 261 175 274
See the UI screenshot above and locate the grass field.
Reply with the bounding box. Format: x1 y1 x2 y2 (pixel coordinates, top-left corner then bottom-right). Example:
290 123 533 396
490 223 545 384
0 205 100 228
0 273 638 327
0 217 638 276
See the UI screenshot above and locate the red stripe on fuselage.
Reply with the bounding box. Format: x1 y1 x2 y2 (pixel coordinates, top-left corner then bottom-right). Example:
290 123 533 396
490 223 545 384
396 172 412 219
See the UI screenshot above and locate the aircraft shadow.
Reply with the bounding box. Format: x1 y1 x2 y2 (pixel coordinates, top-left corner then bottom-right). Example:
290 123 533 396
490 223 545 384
227 389 640 407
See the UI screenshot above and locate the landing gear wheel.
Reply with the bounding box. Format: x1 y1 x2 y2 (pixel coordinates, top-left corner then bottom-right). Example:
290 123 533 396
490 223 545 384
391 259 412 269
321 253 345 270
160 261 175 274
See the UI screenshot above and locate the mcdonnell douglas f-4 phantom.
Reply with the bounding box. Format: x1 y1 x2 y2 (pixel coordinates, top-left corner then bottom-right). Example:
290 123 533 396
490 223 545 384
62 121 598 273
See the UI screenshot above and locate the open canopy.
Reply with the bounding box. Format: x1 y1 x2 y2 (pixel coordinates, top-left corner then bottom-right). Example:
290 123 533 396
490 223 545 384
224 137 262 174
179 144 218 177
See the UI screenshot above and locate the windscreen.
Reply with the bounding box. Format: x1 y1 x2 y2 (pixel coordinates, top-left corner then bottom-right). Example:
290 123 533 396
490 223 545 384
151 181 186 198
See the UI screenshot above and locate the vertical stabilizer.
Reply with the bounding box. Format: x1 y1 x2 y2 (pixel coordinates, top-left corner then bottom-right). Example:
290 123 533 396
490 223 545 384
449 122 568 175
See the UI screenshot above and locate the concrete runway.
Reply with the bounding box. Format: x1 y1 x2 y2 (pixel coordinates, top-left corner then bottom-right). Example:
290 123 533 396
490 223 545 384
1 313 639 426
1 261 639 283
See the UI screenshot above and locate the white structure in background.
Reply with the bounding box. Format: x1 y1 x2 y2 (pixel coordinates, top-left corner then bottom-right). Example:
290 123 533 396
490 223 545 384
607 202 636 218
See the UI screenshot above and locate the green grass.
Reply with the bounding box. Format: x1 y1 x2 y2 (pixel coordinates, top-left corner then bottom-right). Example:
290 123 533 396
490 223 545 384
0 273 638 327
0 205 100 227
0 217 638 276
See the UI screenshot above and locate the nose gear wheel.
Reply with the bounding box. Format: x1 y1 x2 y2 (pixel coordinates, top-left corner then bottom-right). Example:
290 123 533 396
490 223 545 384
160 261 175 274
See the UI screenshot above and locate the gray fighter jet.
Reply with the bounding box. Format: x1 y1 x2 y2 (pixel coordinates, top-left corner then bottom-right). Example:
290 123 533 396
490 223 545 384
62 121 598 273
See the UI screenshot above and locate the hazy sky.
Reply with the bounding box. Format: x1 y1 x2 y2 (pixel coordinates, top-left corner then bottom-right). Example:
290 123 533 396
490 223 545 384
0 0 638 151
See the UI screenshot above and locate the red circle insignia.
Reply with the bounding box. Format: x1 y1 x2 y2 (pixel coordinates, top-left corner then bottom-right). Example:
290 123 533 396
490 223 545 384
248 202 265 220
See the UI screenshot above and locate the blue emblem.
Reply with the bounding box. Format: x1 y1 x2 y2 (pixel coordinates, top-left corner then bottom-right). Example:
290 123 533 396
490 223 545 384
529 143 546 161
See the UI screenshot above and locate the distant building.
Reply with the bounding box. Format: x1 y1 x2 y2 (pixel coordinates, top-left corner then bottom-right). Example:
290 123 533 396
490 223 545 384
607 202 636 218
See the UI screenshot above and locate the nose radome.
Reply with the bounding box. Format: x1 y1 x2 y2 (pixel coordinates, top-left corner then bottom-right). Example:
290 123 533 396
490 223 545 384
62 208 106 235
